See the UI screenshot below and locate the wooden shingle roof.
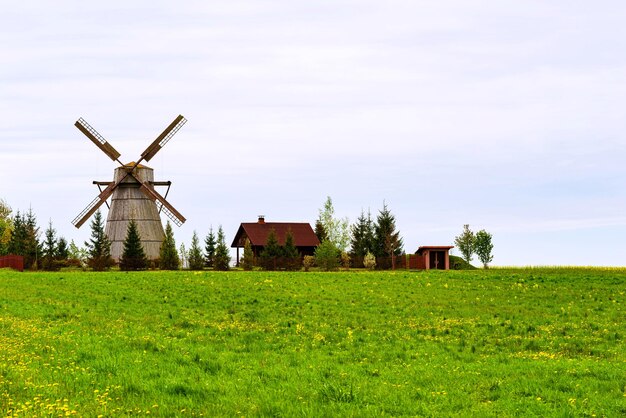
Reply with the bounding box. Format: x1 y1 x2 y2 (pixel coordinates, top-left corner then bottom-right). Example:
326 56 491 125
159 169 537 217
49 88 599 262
231 221 320 248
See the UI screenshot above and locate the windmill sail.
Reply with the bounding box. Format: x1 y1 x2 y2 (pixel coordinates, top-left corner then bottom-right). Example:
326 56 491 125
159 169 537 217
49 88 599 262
72 180 120 228
75 118 122 162
139 182 186 226
141 115 187 162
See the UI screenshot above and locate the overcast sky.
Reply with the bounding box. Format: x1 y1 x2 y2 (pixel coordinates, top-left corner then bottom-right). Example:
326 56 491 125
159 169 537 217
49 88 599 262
2 1 626 266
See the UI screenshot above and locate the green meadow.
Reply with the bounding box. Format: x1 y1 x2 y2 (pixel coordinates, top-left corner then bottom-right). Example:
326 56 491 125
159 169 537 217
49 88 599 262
0 268 624 416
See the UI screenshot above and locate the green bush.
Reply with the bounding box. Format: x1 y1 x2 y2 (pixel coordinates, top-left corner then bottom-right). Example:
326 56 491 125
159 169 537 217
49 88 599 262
315 240 339 271
449 255 476 270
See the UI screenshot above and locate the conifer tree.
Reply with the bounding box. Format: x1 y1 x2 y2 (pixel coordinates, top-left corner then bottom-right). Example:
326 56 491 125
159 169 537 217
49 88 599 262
8 211 25 256
204 227 216 268
240 238 254 271
373 202 403 269
23 208 42 270
350 209 375 258
85 210 114 271
314 219 327 243
159 221 179 270
188 231 205 270
314 240 340 271
283 229 301 270
42 220 57 271
54 237 69 269
120 219 147 271
56 237 69 261
259 228 282 270
7 208 43 268
213 225 230 271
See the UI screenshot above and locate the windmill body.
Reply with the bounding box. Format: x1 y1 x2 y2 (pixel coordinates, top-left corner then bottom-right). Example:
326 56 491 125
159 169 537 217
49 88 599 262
106 164 165 261
72 116 187 262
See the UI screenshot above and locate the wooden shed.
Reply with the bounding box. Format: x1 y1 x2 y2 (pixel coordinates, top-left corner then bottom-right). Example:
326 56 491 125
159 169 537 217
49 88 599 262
231 216 320 265
415 246 454 270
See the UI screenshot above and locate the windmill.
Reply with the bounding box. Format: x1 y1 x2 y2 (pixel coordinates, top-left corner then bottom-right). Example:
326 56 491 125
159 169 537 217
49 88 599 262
72 115 187 261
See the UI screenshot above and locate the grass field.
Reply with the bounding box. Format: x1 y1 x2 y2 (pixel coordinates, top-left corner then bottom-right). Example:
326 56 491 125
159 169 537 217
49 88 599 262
0 268 624 416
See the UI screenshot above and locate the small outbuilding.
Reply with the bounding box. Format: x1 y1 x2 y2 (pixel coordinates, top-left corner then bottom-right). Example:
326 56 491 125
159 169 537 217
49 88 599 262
231 216 320 265
415 246 454 270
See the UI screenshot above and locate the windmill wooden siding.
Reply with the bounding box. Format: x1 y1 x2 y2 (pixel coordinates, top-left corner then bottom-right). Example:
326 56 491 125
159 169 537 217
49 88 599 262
105 165 165 261
230 216 320 265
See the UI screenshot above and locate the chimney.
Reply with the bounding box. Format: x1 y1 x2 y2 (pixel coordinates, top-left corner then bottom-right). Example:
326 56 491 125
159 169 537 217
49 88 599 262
258 215 265 224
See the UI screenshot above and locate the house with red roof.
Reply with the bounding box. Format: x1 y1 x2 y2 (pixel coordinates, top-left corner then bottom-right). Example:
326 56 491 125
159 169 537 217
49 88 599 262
230 216 320 265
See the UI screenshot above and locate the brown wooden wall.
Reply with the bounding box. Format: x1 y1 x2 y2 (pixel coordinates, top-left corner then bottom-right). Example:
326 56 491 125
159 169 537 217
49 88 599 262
0 255 24 272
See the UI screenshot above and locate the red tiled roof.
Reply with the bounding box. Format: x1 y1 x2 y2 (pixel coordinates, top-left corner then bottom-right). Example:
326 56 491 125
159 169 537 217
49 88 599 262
231 222 320 248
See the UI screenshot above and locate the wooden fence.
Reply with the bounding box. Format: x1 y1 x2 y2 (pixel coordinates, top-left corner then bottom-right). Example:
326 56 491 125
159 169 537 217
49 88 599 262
0 255 24 272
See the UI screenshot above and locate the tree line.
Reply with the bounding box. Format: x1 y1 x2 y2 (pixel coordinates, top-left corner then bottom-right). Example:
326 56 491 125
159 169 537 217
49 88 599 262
311 196 404 271
0 198 232 272
0 196 494 271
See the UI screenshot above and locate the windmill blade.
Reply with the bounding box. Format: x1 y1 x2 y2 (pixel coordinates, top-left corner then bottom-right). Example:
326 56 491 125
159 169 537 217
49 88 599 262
140 114 187 162
75 118 122 163
71 180 119 228
138 182 186 226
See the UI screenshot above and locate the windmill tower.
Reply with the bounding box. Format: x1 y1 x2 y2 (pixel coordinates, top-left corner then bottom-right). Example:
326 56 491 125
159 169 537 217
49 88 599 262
72 115 187 261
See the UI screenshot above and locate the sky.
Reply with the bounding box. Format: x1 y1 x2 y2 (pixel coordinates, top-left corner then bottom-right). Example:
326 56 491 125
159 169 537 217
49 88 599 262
2 1 626 266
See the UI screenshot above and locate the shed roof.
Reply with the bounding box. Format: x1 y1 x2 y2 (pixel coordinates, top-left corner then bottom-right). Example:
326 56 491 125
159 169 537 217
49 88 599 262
415 246 454 255
231 222 320 248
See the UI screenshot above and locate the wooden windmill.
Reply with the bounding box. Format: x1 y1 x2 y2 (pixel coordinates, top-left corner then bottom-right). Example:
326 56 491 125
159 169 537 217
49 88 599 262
72 115 187 261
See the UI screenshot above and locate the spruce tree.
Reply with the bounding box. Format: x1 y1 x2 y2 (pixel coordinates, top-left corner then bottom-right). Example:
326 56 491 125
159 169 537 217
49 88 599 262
213 225 230 271
240 238 254 271
314 219 327 243
8 211 25 256
373 202 403 269
23 208 41 270
56 237 69 261
85 210 114 271
188 231 205 270
55 237 69 269
42 220 57 271
350 209 375 259
120 219 147 271
283 229 301 271
259 228 282 270
159 221 179 270
204 227 216 268
364 210 375 256
314 240 340 271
